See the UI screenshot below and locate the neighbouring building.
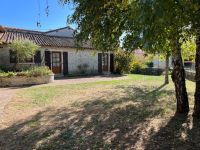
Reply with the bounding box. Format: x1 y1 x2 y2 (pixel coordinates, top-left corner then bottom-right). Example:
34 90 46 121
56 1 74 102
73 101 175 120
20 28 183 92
0 26 114 76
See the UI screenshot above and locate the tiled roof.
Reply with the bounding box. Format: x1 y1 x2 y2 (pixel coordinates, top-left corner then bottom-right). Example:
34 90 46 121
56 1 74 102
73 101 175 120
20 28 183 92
0 26 92 49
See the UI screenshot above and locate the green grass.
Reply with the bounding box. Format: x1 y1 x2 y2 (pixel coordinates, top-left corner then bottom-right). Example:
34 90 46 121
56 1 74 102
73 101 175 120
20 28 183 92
19 74 168 106
1 74 197 150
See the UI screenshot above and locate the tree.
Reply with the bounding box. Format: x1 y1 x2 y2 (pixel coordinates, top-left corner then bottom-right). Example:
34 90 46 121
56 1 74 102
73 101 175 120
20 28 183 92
188 0 200 117
10 40 39 68
61 0 190 114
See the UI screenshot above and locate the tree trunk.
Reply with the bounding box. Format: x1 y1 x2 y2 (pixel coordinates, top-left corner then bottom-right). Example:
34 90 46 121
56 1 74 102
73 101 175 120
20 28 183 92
193 28 200 118
164 52 170 84
171 39 189 114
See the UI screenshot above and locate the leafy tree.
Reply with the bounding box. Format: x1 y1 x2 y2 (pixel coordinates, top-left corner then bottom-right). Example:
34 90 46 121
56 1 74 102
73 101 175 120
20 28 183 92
183 0 200 117
10 40 39 68
61 0 190 114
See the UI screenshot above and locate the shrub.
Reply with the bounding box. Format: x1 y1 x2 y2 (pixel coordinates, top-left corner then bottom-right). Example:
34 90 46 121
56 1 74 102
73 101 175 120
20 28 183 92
130 61 145 74
146 61 154 68
114 50 134 74
9 40 39 63
0 72 16 77
27 66 52 77
77 63 89 74
0 66 13 72
0 66 52 77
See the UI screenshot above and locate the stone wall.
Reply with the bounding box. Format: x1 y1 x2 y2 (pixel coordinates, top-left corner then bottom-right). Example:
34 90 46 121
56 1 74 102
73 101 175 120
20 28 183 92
0 75 54 87
185 70 195 82
42 47 99 74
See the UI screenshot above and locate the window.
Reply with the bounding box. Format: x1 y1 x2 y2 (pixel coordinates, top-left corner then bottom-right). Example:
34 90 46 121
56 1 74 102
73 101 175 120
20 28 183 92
102 53 108 66
52 52 61 67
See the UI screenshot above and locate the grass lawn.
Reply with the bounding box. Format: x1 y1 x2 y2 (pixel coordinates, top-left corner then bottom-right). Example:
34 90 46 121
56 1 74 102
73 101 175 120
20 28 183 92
0 74 199 150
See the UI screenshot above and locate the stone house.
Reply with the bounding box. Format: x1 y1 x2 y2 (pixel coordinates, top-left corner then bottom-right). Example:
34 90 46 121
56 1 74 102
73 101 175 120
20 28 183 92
0 26 114 76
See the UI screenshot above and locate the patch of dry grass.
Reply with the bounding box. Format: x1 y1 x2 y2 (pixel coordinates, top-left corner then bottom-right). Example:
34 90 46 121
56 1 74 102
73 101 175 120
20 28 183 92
0 74 197 150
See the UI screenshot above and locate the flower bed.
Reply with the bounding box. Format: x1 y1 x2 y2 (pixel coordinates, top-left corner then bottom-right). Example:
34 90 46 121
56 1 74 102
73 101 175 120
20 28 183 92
0 66 54 87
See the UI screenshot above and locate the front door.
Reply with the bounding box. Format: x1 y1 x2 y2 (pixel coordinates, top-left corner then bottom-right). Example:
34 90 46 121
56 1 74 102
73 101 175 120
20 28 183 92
52 52 61 74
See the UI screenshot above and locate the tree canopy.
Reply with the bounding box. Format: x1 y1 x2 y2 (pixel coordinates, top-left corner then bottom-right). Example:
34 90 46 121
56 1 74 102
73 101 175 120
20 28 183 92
61 0 197 53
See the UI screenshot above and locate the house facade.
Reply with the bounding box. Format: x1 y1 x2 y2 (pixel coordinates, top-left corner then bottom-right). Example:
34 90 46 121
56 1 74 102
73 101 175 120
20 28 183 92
0 26 114 75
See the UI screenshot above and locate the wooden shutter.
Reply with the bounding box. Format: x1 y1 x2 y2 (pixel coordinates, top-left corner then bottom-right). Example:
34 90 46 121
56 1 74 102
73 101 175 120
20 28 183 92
45 51 51 69
63 52 68 75
34 51 41 64
9 50 17 63
110 53 114 73
98 53 102 74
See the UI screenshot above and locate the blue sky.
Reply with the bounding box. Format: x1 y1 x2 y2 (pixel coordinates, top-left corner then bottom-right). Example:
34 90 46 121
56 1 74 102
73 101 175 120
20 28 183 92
0 0 75 31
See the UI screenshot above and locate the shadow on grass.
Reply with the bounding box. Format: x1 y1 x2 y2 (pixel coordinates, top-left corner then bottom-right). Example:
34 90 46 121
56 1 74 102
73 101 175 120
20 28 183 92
1 83 198 149
144 114 200 150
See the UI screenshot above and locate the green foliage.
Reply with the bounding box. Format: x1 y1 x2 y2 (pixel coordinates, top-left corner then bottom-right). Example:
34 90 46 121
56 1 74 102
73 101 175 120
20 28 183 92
130 61 145 73
146 61 154 68
27 67 53 77
0 66 52 78
61 0 129 51
77 64 89 74
181 37 196 61
0 66 12 72
114 50 133 74
0 72 16 77
9 40 39 63
61 0 198 53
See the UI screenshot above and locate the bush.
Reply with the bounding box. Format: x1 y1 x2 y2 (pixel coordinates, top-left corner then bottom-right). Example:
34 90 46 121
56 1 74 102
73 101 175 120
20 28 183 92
131 67 164 76
0 72 16 77
27 66 52 77
0 66 52 77
114 50 134 74
0 66 13 72
130 61 145 74
146 61 154 68
77 64 89 74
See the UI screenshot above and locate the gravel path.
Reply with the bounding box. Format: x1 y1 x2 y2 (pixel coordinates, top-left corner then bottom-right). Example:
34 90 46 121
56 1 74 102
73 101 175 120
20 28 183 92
54 75 127 84
39 75 127 87
0 88 17 120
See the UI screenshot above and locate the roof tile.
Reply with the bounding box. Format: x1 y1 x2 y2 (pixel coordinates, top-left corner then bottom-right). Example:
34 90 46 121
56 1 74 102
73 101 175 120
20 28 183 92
0 26 92 49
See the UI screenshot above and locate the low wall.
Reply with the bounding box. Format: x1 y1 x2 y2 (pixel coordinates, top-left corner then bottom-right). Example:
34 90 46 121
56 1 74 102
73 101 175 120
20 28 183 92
185 70 195 82
0 74 54 87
